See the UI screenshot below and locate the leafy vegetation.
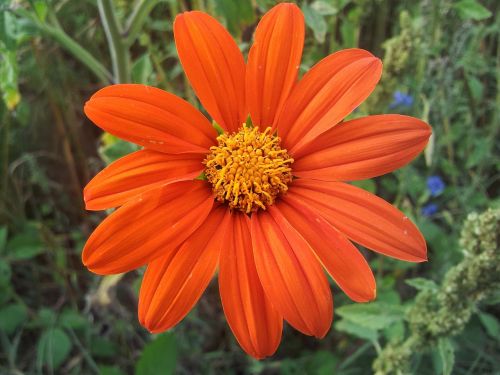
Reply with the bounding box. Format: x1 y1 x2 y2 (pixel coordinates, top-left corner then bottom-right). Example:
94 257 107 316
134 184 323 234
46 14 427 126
0 0 499 374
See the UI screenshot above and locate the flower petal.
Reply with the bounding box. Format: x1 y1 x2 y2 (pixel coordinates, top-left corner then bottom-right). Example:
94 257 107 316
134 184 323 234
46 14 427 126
174 11 246 133
82 180 214 275
246 3 304 128
219 213 282 359
293 115 431 180
251 209 333 338
277 197 376 302
139 206 230 332
84 84 216 154
276 49 382 155
84 150 204 210
288 179 427 262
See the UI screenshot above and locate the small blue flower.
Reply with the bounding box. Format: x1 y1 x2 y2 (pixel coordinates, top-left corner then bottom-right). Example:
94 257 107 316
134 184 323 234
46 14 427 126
427 176 445 197
421 203 438 217
389 91 414 108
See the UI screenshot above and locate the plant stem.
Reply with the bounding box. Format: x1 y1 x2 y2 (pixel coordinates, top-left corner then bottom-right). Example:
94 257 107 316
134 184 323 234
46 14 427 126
372 0 388 55
13 5 113 83
33 21 112 84
66 329 101 374
124 0 160 46
192 0 206 11
97 0 130 83
0 110 10 208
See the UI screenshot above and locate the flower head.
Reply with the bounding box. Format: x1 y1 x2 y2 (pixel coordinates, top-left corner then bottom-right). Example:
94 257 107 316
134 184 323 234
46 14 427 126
82 3 432 359
204 125 293 213
427 175 445 196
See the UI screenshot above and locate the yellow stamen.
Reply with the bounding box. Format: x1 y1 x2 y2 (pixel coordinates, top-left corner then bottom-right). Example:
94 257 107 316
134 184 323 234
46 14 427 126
204 125 294 213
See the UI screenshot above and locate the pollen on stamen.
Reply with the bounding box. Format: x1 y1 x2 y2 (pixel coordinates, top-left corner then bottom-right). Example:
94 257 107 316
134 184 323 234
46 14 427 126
204 125 294 213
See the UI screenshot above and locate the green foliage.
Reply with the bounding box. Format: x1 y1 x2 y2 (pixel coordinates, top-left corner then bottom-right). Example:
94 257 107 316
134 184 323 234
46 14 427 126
405 277 438 291
437 338 455 375
454 0 492 20
135 333 177 375
0 10 23 110
336 302 405 331
0 0 498 373
4 222 44 260
302 2 328 43
478 312 500 339
335 319 378 342
374 208 500 374
36 328 72 371
214 0 255 36
0 304 28 335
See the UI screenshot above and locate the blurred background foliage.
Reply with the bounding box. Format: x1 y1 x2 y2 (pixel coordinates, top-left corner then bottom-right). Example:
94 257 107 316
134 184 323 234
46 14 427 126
0 0 499 374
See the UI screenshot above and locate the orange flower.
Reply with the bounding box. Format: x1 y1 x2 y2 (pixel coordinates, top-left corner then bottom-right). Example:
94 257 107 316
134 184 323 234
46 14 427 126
83 3 431 359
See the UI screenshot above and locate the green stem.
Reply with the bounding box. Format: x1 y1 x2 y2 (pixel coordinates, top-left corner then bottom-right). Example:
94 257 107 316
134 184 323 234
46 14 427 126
329 12 338 51
192 0 206 11
372 0 388 55
97 0 130 83
23 15 113 84
66 329 101 374
339 342 373 370
0 110 10 205
14 6 112 83
0 330 15 370
124 0 160 46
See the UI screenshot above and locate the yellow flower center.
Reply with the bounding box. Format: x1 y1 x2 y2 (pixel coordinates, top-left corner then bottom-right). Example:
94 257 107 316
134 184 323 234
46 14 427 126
204 125 294 213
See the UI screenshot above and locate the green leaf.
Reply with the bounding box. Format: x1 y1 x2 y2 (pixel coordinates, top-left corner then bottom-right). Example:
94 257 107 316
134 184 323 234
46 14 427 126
383 321 405 341
454 0 492 21
306 350 338 375
33 1 49 22
351 179 376 194
0 11 18 50
418 220 451 258
337 0 352 10
483 291 500 306
406 277 438 291
212 121 225 135
335 319 378 341
438 338 455 375
466 139 491 168
302 3 327 43
132 54 153 84
478 312 500 339
90 337 118 359
466 75 483 101
0 304 28 335
339 5 362 48
279 358 302 375
36 308 57 328
195 171 207 181
37 328 72 371
136 333 177 375
99 365 126 375
214 0 255 35
335 302 405 330
0 226 7 253
311 1 338 15
376 289 402 305
59 309 88 330
0 259 11 286
5 223 43 260
0 49 21 110
99 135 139 164
0 284 12 306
